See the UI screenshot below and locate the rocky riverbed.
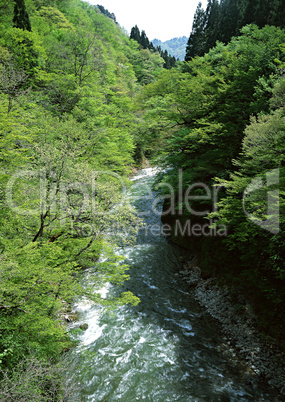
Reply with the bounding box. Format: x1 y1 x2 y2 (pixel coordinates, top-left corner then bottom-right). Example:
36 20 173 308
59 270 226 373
178 259 285 398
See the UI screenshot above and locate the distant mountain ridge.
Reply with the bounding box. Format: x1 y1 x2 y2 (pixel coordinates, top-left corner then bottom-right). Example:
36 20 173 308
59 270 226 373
152 36 188 60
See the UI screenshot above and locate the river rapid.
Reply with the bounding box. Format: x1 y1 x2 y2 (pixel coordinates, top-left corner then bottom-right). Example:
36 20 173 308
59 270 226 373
65 168 274 401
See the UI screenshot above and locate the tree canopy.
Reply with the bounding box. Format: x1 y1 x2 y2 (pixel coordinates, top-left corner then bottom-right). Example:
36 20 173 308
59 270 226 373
140 24 285 346
185 0 285 60
0 0 148 396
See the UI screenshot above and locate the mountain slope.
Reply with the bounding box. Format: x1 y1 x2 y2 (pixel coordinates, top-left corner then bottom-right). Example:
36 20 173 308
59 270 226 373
0 0 159 395
152 36 188 60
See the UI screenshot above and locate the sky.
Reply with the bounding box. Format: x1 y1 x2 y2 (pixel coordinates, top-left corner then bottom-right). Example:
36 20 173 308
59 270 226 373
87 0 208 42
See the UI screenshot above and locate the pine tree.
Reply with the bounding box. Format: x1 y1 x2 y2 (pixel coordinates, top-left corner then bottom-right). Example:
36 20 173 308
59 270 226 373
241 0 258 25
162 50 170 69
239 0 285 28
204 0 221 52
185 2 207 60
169 55 177 68
219 0 240 43
255 0 276 27
13 0 31 31
140 30 150 49
270 0 285 28
186 0 285 63
130 25 140 42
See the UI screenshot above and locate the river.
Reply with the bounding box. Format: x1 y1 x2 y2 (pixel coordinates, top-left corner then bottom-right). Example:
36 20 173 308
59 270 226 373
65 168 273 401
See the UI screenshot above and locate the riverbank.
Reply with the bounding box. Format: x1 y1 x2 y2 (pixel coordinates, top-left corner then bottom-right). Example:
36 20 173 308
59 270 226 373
178 258 285 398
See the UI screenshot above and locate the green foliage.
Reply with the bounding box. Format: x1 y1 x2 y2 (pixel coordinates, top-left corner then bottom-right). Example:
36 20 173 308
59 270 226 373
1 27 46 81
0 356 66 400
0 0 151 394
210 95 285 339
185 0 285 59
0 242 79 365
130 25 177 71
185 2 207 60
0 54 28 112
141 25 285 345
143 25 285 182
129 48 164 84
36 6 74 30
130 25 140 43
0 1 14 28
96 5 117 23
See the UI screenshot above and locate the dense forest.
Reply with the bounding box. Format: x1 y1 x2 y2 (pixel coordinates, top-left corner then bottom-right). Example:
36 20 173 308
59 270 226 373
186 0 285 60
142 3 285 350
0 0 285 399
0 0 166 398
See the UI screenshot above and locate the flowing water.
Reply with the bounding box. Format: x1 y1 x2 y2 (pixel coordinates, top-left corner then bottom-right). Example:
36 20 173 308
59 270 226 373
66 168 273 401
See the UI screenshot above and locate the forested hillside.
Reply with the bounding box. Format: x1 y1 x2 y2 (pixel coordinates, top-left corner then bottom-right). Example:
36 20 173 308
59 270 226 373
130 25 177 69
141 23 285 348
186 0 285 60
178 1 285 347
0 0 167 398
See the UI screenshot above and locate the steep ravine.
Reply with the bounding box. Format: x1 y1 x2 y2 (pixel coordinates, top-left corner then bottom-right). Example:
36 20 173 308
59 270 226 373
65 168 282 401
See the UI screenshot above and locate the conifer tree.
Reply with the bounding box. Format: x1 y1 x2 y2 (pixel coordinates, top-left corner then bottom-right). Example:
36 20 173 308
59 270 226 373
272 0 285 27
140 30 150 49
130 26 177 69
239 0 258 26
186 0 285 62
13 0 31 31
219 0 240 43
204 0 221 52
185 2 206 60
130 25 140 42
